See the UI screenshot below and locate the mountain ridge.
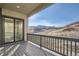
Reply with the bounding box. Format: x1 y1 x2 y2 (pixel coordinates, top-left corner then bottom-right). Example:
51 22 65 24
28 21 79 39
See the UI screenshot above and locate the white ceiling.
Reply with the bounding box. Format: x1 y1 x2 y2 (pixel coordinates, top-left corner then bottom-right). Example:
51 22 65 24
0 3 40 15
0 3 52 17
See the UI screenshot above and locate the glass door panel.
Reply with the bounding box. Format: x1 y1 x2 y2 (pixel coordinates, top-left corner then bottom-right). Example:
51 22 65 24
5 18 14 43
15 19 23 41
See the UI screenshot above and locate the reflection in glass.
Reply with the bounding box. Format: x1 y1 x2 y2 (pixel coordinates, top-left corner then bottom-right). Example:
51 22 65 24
15 20 23 41
5 18 14 43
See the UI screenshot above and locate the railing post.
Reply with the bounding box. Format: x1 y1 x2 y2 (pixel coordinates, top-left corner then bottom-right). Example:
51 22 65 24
40 36 42 48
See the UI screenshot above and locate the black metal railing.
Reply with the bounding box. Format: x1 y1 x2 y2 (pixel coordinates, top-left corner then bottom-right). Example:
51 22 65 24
27 33 79 56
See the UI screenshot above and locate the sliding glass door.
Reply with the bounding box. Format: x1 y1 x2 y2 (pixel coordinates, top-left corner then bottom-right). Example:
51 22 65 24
4 16 24 43
5 17 14 43
15 19 23 41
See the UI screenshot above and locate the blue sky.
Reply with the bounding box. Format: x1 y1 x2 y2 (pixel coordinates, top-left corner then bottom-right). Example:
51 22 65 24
29 3 79 27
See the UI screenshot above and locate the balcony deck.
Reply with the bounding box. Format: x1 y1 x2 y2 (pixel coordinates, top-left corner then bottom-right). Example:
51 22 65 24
0 41 59 56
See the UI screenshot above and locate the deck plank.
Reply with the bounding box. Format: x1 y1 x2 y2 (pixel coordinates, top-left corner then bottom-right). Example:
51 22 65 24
0 41 55 56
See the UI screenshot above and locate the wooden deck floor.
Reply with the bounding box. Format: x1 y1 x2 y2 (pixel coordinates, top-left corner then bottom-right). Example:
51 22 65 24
0 41 56 56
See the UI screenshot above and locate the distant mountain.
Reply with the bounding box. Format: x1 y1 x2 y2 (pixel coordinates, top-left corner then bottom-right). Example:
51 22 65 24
62 21 79 32
66 21 79 27
28 21 79 39
28 25 59 33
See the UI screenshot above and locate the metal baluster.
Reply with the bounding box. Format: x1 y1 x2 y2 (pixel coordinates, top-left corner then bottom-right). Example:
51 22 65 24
49 38 50 49
63 39 65 55
44 37 45 47
47 37 48 48
51 38 52 50
75 41 77 56
59 39 61 53
48 37 49 48
70 41 72 56
46 37 47 48
53 38 54 50
66 40 68 56
60 40 62 53
55 38 56 51
40 36 42 48
58 39 59 52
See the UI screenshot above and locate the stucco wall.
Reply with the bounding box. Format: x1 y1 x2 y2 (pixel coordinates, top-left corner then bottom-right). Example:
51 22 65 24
2 8 26 19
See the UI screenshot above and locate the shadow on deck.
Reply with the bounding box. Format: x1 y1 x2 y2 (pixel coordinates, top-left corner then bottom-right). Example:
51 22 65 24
0 41 60 56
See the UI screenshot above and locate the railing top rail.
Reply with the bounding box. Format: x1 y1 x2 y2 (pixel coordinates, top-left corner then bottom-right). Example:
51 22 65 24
27 33 79 42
